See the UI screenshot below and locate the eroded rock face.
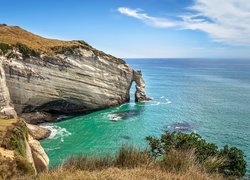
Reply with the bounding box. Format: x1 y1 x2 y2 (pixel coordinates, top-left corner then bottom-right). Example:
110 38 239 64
133 71 152 102
1 48 149 116
0 59 17 118
28 135 49 173
1 49 134 115
0 25 150 119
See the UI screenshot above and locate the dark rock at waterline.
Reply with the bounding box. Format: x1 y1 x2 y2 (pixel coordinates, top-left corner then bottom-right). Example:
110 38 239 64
21 112 57 124
26 123 51 140
109 110 140 121
165 122 194 132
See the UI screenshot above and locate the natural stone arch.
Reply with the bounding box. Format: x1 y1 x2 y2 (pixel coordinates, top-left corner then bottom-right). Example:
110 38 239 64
132 70 151 102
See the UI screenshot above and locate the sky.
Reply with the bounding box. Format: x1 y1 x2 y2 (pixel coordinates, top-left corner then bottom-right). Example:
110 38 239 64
1 0 250 58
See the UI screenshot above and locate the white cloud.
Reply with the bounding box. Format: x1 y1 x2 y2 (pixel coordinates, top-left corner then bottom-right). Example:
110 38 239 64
117 7 176 28
118 0 250 46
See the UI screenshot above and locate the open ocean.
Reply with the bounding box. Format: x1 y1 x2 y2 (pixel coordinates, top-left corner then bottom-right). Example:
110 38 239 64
41 58 250 174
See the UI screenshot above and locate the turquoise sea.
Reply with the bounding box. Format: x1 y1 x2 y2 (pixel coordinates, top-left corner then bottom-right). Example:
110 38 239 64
41 58 250 173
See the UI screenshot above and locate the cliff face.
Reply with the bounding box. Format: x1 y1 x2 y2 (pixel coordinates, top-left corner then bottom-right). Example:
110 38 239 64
0 60 17 118
0 25 149 117
1 49 133 115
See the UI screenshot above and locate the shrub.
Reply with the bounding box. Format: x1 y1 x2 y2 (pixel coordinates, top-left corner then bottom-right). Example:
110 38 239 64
146 131 246 177
218 145 246 177
16 42 40 58
0 43 12 54
51 45 77 54
1 120 28 157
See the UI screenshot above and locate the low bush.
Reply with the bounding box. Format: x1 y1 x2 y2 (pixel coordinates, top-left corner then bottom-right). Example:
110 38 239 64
0 43 12 54
16 42 40 58
146 131 246 177
218 145 247 177
51 45 78 54
1 120 28 157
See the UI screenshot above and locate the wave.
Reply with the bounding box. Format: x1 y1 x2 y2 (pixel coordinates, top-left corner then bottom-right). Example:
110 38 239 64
108 114 122 121
44 147 61 152
40 123 71 142
137 97 172 106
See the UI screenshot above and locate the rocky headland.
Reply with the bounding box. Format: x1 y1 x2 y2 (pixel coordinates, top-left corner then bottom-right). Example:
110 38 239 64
0 24 150 174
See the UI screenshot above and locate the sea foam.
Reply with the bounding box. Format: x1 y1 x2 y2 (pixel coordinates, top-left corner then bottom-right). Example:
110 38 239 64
40 123 71 142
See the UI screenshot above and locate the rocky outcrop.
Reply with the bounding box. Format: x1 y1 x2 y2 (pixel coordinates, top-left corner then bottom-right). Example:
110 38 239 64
25 137 37 174
1 52 133 115
28 134 49 173
0 118 48 176
26 123 51 140
0 25 150 119
133 71 152 102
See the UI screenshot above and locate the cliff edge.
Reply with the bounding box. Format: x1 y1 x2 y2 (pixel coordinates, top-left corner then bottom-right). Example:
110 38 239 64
0 24 150 119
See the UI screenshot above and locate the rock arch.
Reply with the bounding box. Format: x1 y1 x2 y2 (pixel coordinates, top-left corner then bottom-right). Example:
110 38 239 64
132 70 151 102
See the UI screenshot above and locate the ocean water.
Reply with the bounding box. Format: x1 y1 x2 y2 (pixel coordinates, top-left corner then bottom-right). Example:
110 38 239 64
41 58 250 173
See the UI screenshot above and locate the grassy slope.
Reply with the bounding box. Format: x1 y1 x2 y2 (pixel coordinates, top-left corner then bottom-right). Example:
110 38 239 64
0 24 126 64
0 118 16 159
19 147 224 180
0 118 35 179
0 24 79 54
0 118 17 144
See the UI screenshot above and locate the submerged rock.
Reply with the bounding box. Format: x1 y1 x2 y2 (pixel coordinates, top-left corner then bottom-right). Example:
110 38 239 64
119 135 131 140
166 122 194 132
108 110 140 121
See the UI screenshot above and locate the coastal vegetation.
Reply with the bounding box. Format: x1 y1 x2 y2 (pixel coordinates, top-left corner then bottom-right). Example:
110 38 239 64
15 42 40 58
0 24 79 55
0 118 35 179
0 24 247 179
0 43 12 55
0 24 124 62
18 131 246 180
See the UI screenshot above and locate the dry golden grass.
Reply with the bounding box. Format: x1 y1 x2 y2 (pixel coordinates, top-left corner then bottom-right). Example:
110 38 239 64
0 24 80 54
18 147 225 180
0 118 16 128
0 118 17 143
21 166 224 180
0 24 126 64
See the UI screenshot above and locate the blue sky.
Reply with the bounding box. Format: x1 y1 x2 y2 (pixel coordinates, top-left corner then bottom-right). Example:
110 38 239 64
1 0 250 58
